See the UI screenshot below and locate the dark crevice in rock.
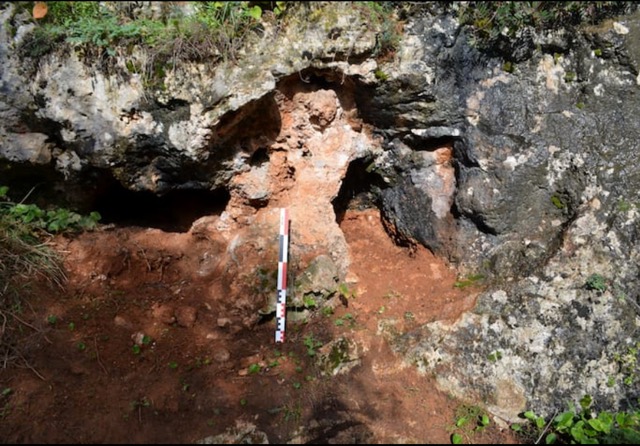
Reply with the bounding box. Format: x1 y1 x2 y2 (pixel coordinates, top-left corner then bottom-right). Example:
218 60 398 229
249 147 269 167
317 48 373 65
90 173 230 233
161 98 190 111
402 134 461 152
450 203 498 237
0 160 66 205
208 93 281 154
332 157 387 225
280 68 358 107
305 420 372 444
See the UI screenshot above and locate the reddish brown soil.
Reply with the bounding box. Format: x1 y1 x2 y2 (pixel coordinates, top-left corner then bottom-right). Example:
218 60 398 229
0 209 521 444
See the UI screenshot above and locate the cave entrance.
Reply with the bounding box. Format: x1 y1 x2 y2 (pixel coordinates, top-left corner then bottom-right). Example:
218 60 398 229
332 157 387 224
92 179 230 233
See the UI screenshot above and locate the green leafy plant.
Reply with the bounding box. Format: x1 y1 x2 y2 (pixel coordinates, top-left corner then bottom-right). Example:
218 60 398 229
617 199 633 212
130 397 150 410
321 306 334 317
19 0 288 87
0 186 101 235
502 60 515 73
267 359 279 368
456 1 635 54
514 395 640 444
612 342 640 386
282 403 302 423
248 363 262 375
302 295 317 309
0 185 68 366
551 194 565 210
303 334 323 357
335 312 356 328
374 69 388 81
47 314 58 325
585 273 607 292
358 2 402 60
450 404 492 444
337 283 357 300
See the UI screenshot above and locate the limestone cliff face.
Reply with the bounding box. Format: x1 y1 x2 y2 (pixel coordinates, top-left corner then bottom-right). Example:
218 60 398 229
2 1 640 422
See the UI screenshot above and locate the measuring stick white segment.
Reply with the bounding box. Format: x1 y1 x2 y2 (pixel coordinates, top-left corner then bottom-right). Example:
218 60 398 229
275 208 289 343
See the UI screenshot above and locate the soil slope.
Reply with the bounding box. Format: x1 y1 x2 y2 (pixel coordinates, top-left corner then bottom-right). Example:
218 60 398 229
1 209 520 444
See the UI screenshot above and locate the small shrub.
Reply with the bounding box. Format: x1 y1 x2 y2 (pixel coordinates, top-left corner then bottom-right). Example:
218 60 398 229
457 1 637 53
585 273 607 292
18 0 288 86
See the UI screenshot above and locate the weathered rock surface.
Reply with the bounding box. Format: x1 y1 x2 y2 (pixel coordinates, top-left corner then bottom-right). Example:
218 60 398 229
372 9 640 421
2 1 640 425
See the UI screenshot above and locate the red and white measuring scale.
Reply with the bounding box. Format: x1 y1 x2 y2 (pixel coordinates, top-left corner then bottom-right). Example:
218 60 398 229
275 208 289 343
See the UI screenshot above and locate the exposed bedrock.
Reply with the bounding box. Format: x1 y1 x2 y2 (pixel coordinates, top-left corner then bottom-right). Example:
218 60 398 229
2 2 640 423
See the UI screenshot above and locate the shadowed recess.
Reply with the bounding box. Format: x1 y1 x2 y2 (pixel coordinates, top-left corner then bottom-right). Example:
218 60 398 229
332 157 387 224
93 179 230 233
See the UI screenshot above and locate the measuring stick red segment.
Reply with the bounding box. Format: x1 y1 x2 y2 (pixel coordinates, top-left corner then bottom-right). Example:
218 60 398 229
275 208 289 343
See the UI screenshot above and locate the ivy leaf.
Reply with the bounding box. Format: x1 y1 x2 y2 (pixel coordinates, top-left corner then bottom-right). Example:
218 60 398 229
246 5 262 20
587 418 605 432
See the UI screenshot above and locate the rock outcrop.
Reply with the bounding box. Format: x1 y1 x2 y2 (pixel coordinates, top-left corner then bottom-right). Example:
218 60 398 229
2 1 640 423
